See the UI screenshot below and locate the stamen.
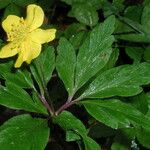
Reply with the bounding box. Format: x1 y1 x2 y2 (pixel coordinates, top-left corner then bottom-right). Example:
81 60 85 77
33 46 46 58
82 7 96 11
17 45 20 49
7 18 28 42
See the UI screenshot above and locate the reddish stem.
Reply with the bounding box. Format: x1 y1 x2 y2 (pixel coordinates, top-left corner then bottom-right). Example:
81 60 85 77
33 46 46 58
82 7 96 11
55 99 79 115
39 95 54 116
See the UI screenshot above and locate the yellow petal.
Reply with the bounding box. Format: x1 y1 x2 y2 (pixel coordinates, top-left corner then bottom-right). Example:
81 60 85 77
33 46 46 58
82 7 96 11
2 15 21 33
25 4 44 31
30 28 56 44
14 52 23 68
23 41 42 62
25 41 42 64
0 42 19 58
14 41 41 68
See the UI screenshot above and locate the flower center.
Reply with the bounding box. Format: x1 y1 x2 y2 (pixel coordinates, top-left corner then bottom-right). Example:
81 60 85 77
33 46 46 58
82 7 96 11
7 18 29 42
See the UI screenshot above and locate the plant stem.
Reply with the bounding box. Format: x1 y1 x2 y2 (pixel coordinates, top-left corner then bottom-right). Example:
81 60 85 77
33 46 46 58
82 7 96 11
66 95 74 103
32 86 54 116
55 98 79 115
39 95 54 116
37 60 55 114
44 86 55 113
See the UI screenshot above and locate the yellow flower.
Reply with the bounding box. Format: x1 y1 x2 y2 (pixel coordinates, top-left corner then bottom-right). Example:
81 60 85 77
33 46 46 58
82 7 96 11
0 4 56 68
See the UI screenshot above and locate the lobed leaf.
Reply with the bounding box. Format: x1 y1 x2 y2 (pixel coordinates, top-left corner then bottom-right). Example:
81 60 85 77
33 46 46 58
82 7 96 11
71 3 99 26
144 46 150 62
3 3 22 20
0 61 33 88
30 46 55 93
141 3 150 33
136 127 150 149
0 0 10 9
0 82 47 114
80 63 150 99
125 47 143 64
13 0 37 7
53 111 100 149
81 99 150 129
0 114 49 150
75 16 115 91
53 111 87 135
130 92 149 114
83 136 101 150
56 38 76 96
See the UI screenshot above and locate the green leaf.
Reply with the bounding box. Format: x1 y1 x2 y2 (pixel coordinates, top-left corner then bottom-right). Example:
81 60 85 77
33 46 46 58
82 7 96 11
30 46 55 93
111 142 128 150
34 46 55 84
0 0 10 9
53 111 87 136
3 3 21 20
113 0 124 11
125 47 143 64
144 46 150 62
61 0 85 5
144 0 150 5
136 127 150 149
86 0 102 10
0 61 13 76
124 6 142 22
130 93 149 114
0 61 33 88
37 0 54 11
66 130 81 142
141 3 150 33
13 0 37 6
116 33 150 43
103 0 124 16
118 16 146 34
112 127 137 150
0 114 49 150
89 123 116 138
75 16 115 91
115 10 150 42
80 63 150 99
64 23 86 39
56 38 76 96
71 3 98 26
61 0 102 10
114 19 133 34
54 111 100 149
81 99 150 129
146 92 150 103
61 0 72 5
32 91 48 114
70 31 87 50
100 48 119 72
83 136 101 150
115 5 143 34
5 70 33 88
103 0 124 17
0 83 47 114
